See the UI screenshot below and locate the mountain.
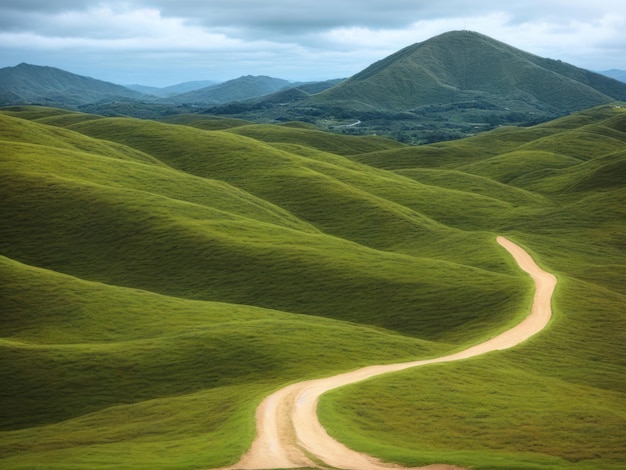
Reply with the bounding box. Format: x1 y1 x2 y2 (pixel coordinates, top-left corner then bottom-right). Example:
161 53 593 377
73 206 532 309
126 80 220 97
309 31 626 113
600 69 626 83
164 75 291 104
205 31 626 143
0 63 142 106
4 32 624 144
1 104 625 469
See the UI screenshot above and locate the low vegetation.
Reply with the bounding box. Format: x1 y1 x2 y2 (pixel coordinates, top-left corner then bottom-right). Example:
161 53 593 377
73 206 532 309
207 31 626 143
1 103 625 469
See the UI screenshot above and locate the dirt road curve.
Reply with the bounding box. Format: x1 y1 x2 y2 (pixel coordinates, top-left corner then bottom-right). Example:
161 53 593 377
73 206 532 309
215 236 557 470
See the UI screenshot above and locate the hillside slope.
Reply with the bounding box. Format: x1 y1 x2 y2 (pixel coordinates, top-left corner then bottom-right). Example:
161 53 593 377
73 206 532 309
311 31 626 113
1 105 625 470
320 105 626 470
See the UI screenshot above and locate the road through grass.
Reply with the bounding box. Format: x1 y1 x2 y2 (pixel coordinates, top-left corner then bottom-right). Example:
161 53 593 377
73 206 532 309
217 236 556 470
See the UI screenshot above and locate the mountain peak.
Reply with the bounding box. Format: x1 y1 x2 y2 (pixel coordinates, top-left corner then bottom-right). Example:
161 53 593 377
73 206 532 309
313 31 626 113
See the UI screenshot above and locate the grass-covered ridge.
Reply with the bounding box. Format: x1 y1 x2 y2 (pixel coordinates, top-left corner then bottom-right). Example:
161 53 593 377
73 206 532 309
1 104 625 469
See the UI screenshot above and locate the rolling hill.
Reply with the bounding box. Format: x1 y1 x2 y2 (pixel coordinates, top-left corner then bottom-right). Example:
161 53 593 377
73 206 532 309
1 103 625 470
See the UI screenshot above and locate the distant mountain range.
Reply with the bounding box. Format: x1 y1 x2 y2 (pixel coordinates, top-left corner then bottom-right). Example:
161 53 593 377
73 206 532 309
600 69 626 83
0 64 337 111
163 75 292 104
2 31 625 142
125 80 220 98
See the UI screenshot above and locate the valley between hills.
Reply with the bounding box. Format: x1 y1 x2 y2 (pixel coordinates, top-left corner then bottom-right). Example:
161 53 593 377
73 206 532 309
1 101 625 470
1 30 626 470
218 237 557 470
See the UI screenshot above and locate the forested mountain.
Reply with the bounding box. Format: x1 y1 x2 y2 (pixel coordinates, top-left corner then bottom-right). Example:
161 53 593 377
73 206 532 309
0 63 142 106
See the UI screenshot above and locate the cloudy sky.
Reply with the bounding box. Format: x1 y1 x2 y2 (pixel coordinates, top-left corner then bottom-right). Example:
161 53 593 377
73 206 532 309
1 0 625 87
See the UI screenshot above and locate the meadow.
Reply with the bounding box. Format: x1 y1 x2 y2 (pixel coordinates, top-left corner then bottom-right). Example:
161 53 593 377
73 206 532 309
1 104 624 469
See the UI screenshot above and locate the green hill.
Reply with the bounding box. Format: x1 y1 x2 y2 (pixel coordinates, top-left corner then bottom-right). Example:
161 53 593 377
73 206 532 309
1 104 625 470
310 31 626 113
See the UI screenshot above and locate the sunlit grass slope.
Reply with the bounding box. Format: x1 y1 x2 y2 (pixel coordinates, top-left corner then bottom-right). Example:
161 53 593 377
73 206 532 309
353 104 626 172
158 113 253 130
61 116 561 267
0 119 526 339
225 122 405 155
0 106 531 469
2 104 625 469
1 254 454 469
319 104 626 470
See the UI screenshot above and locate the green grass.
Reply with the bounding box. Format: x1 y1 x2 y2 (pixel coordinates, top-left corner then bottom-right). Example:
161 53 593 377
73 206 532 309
320 358 625 469
315 106 626 469
1 104 625 469
320 243 626 469
1 255 449 468
157 113 253 130
225 122 405 156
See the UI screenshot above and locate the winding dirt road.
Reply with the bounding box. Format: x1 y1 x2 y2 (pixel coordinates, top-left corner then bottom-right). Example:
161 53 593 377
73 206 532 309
216 236 557 470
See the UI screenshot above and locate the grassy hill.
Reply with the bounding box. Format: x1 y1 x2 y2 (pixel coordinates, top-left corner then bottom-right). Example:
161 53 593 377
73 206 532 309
1 104 625 469
319 105 626 470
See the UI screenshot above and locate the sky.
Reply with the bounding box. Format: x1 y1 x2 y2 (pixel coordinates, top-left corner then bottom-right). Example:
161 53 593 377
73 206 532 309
0 0 625 87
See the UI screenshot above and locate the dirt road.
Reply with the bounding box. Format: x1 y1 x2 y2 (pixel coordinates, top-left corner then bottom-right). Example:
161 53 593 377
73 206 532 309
216 236 557 470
